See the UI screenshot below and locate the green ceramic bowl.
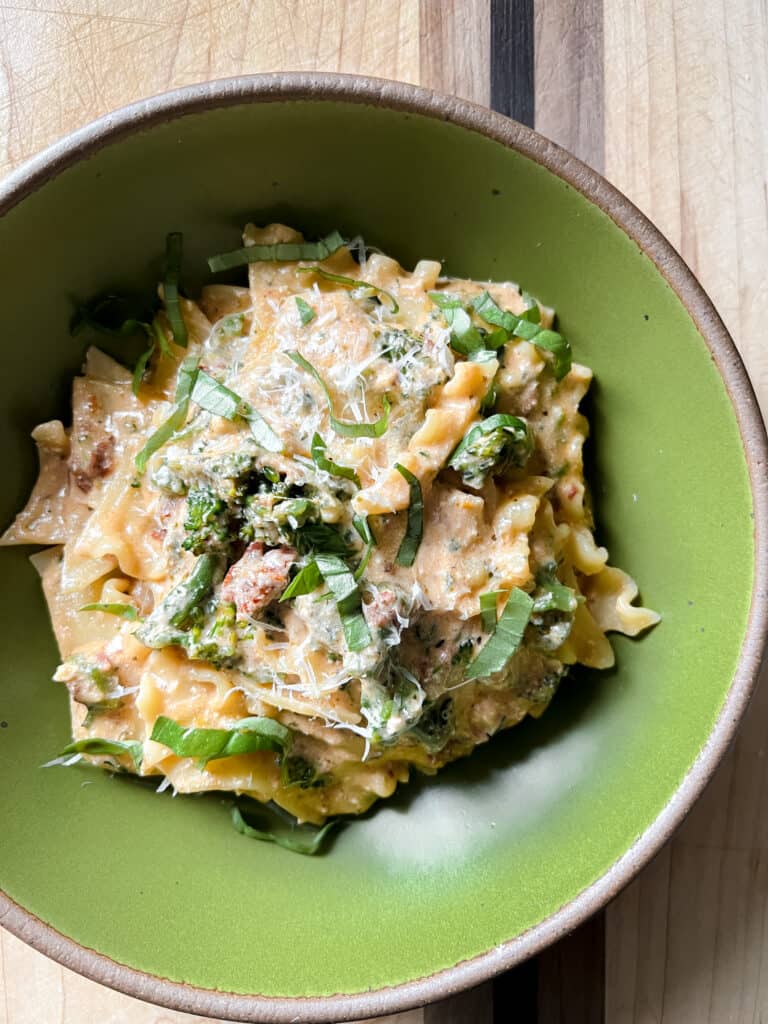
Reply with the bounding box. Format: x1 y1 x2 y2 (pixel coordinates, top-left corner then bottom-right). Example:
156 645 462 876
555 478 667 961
1 74 766 1022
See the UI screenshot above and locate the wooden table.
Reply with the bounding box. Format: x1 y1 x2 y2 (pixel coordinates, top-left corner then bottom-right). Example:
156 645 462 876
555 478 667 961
1 2 766 1021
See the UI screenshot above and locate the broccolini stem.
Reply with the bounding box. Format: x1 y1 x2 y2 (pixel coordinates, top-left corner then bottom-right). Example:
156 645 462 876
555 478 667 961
168 553 222 627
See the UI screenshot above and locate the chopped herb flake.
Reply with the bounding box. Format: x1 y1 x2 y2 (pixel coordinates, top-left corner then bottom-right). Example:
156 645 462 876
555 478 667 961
295 296 316 324
79 603 139 621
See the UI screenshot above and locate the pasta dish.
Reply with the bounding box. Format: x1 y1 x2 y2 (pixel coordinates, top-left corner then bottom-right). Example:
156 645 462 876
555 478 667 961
1 225 659 851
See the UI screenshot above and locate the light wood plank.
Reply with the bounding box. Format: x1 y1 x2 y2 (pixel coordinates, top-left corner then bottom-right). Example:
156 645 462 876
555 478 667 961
0 3 481 1023
534 0 604 170
0 0 421 181
419 0 490 105
604 0 768 1020
0 926 222 1024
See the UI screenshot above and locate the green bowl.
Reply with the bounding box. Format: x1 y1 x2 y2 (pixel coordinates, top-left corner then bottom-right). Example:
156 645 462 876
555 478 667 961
1 74 766 1022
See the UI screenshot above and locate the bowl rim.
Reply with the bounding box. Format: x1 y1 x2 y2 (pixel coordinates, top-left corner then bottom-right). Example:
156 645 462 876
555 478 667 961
1 70 767 1023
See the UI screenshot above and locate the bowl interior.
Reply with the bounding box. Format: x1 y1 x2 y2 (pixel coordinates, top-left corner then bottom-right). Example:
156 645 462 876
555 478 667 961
0 95 754 999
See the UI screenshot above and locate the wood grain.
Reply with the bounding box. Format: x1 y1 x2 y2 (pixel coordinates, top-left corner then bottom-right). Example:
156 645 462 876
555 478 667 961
0 3 478 1023
2 0 768 1021
419 0 490 105
603 0 768 1021
0 0 421 181
534 0 604 171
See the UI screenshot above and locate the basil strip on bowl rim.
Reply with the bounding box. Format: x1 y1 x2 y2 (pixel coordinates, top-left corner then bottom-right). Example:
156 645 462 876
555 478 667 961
232 800 337 855
208 230 345 273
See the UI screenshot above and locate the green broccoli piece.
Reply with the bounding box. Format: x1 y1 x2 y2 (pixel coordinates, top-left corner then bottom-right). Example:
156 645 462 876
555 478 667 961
240 494 317 545
136 553 222 648
281 755 328 789
182 486 232 555
449 415 532 489
184 601 239 667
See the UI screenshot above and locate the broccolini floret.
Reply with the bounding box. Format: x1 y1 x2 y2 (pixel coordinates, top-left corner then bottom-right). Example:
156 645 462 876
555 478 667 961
182 486 232 555
449 414 532 489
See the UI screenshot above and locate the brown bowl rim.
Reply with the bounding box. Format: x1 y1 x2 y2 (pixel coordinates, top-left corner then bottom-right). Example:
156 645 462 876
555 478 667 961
1 71 767 1023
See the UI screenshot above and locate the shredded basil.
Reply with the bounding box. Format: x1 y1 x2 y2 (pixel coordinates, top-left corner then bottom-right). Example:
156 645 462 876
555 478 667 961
465 588 534 681
310 432 360 486
79 603 139 621
246 409 285 452
132 318 172 396
280 560 322 601
472 291 572 379
479 591 504 632
297 265 399 313
189 370 283 453
314 553 371 651
83 700 122 727
533 564 578 613
150 715 291 767
352 514 375 580
163 232 187 348
132 339 154 396
208 230 345 273
480 370 499 414
295 296 316 324
295 521 352 557
429 292 486 355
53 737 143 770
232 800 337 855
190 370 243 419
286 351 390 438
135 354 199 473
394 463 424 567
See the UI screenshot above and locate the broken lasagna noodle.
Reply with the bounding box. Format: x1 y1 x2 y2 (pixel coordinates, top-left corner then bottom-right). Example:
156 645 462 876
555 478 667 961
1 225 659 827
